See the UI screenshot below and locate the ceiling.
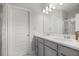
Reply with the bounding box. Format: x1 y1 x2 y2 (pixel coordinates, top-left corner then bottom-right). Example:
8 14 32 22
57 3 79 11
12 3 44 13
11 3 79 13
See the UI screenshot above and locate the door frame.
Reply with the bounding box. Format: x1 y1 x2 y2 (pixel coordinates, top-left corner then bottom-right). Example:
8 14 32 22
2 4 31 56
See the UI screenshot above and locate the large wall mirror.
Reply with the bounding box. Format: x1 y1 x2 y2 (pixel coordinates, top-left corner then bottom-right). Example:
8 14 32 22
43 3 79 35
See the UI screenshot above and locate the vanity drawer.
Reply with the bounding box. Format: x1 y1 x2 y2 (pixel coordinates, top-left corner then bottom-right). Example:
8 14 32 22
58 45 79 56
38 42 44 56
45 40 57 50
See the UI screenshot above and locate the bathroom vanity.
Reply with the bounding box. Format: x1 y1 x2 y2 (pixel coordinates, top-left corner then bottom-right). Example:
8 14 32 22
33 34 79 56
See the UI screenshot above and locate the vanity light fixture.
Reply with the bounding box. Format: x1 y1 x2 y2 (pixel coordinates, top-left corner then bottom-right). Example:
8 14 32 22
43 3 63 14
43 9 46 13
49 8 52 12
46 11 48 14
52 6 56 9
46 6 49 11
49 3 53 8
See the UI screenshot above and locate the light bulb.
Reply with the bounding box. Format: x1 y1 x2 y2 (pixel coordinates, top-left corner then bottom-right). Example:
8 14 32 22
43 9 45 13
49 3 53 8
46 6 49 11
52 6 56 9
49 8 52 12
46 11 48 14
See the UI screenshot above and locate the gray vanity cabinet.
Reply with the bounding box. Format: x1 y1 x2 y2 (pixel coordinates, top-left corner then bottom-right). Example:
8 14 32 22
33 36 79 56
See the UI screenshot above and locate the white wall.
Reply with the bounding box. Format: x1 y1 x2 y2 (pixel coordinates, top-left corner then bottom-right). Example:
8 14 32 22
31 12 43 34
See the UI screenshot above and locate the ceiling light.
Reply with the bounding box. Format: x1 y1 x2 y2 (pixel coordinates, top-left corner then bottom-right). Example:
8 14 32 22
43 9 45 13
59 3 63 5
49 8 52 12
46 6 49 11
52 6 56 9
49 3 53 8
46 11 48 14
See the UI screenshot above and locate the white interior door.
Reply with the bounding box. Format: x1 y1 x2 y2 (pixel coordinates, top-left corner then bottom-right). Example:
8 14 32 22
15 7 29 56
7 5 30 56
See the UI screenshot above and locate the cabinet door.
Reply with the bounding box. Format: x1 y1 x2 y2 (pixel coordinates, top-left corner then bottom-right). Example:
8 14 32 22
45 46 57 56
35 38 38 56
38 42 44 56
45 40 57 50
58 45 79 56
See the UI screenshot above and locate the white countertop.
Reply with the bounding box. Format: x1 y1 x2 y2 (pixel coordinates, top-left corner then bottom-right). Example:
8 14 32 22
34 33 79 51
